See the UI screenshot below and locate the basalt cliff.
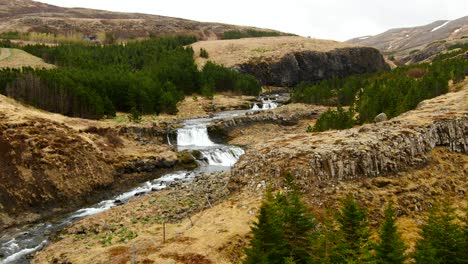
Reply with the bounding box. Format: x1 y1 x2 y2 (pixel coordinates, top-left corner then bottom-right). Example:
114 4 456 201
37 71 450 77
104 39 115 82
192 36 389 87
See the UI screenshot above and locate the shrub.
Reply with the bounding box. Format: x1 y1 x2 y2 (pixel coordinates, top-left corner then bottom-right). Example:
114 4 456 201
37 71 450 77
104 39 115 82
128 107 142 123
199 48 209 58
309 107 355 132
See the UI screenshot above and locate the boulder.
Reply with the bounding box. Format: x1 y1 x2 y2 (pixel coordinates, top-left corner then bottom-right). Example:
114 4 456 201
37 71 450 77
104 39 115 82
374 113 388 123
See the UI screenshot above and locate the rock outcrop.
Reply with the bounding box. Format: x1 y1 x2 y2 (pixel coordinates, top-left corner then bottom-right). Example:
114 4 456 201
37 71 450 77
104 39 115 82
230 84 468 190
207 104 328 142
192 37 389 87
237 47 390 87
0 116 115 229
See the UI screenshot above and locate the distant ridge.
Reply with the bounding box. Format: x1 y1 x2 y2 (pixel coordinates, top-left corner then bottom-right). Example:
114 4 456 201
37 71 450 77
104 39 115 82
347 15 468 55
0 0 286 40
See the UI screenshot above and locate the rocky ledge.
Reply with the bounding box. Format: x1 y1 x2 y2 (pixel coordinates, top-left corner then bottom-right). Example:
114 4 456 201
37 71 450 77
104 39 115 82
230 83 468 190
207 104 328 142
237 47 390 87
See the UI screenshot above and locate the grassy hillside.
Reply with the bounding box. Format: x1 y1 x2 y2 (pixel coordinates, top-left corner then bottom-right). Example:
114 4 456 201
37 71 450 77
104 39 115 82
0 48 54 69
191 36 354 68
0 0 287 42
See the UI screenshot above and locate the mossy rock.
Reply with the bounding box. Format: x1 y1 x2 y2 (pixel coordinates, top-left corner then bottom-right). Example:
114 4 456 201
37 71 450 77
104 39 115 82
177 150 198 170
191 150 203 160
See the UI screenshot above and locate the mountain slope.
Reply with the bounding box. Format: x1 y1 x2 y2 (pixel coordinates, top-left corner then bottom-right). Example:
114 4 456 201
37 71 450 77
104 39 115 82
0 0 284 40
347 16 468 56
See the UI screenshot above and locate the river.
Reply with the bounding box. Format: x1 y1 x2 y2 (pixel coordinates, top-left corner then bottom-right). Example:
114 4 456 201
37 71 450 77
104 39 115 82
0 101 277 263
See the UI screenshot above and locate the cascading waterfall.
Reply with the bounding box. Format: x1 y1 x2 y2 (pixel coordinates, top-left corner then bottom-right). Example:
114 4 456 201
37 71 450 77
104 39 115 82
199 147 245 167
0 109 253 264
176 119 245 167
177 125 215 147
251 98 279 111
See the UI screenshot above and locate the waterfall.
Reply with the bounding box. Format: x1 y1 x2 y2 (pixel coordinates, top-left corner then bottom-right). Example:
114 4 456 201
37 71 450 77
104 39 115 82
251 98 279 111
0 110 249 263
177 125 215 147
199 147 245 167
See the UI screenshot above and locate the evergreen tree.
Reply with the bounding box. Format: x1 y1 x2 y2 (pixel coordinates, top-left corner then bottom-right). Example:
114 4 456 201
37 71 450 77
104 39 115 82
374 203 407 264
414 202 466 264
281 176 318 264
335 196 372 263
245 189 288 264
199 48 209 58
310 106 355 132
245 175 318 264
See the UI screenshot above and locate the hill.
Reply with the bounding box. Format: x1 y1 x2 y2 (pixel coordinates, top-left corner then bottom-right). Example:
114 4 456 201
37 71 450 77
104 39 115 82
192 36 389 87
347 16 468 61
192 36 354 68
0 0 285 41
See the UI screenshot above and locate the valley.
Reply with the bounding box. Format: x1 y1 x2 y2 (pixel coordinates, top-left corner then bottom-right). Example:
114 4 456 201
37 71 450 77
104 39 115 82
0 1 466 264
31 79 468 264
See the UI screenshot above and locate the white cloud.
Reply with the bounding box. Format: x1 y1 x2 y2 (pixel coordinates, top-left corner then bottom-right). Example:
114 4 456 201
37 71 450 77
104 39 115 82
36 0 468 41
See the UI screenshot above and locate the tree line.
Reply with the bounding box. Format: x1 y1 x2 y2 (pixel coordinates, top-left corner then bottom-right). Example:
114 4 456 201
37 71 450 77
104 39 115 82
245 176 467 264
221 29 284 40
0 36 261 119
293 56 468 131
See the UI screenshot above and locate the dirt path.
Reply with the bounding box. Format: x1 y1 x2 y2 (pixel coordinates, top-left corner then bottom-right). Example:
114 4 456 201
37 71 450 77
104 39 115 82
0 48 11 61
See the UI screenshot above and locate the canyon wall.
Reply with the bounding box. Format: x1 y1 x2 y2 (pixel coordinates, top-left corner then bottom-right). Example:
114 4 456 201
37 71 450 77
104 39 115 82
237 47 389 86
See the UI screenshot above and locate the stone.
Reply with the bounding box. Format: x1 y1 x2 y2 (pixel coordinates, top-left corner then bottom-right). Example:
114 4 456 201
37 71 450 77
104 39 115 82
374 113 388 123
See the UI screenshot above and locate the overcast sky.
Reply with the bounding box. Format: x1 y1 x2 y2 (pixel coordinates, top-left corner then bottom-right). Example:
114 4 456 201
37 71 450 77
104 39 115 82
37 0 467 41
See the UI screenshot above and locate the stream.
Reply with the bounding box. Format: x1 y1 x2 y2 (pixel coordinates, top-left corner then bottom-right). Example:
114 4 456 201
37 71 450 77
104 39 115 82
0 100 277 263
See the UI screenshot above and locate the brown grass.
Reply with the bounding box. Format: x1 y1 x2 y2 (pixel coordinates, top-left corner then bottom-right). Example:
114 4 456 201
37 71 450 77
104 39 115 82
406 67 427 78
0 48 54 69
160 253 213 264
191 36 355 68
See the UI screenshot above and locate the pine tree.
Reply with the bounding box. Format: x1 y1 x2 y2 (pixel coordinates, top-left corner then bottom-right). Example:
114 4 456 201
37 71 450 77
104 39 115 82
245 189 288 264
335 196 372 263
281 176 318 264
375 203 407 264
414 202 466 264
245 175 318 264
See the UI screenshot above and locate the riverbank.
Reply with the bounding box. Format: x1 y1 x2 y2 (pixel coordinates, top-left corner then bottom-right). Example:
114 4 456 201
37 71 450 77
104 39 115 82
0 92 258 232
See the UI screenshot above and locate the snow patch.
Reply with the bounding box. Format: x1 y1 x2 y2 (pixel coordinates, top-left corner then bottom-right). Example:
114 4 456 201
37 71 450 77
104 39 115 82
405 34 409 37
431 21 450 32
454 28 461 33
359 36 370 40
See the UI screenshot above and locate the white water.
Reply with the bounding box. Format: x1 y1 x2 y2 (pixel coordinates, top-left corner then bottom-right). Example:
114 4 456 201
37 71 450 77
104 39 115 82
251 97 279 111
200 147 245 167
0 241 47 264
0 110 252 264
177 125 215 147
